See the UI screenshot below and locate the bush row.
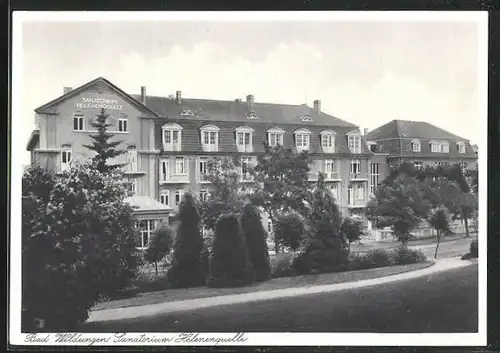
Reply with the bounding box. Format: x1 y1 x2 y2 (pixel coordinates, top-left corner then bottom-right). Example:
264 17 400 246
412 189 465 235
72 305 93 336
270 246 428 278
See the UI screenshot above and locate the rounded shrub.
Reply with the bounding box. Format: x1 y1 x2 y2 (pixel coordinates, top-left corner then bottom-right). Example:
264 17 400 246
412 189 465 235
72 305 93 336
167 193 205 289
273 212 306 252
207 213 254 288
270 251 297 278
470 239 478 258
392 246 427 265
240 204 271 282
357 249 394 269
144 221 174 275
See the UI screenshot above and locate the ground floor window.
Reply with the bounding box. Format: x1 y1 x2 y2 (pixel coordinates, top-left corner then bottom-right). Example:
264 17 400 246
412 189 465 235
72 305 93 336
135 219 157 249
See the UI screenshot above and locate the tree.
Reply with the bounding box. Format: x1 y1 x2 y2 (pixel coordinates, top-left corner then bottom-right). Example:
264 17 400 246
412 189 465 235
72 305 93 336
428 206 450 259
22 161 141 331
293 173 348 274
168 193 205 288
83 108 126 173
251 143 313 253
273 212 307 252
240 203 271 282
144 221 174 275
208 213 254 287
341 217 365 254
367 174 431 246
200 156 249 231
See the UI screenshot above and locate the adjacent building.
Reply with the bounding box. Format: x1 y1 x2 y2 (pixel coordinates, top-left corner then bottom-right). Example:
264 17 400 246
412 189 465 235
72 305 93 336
365 119 478 172
26 77 386 247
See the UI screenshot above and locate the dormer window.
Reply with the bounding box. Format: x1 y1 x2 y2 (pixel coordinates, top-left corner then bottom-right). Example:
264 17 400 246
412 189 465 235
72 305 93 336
320 129 336 153
440 141 449 153
294 128 311 152
347 131 362 154
73 113 84 131
180 110 195 117
301 115 313 122
429 141 440 152
235 126 254 153
267 127 284 147
162 123 183 152
200 124 220 152
411 139 421 152
457 142 466 154
246 112 259 120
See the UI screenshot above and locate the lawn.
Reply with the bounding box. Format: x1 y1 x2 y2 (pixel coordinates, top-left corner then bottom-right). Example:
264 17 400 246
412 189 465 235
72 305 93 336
84 264 478 333
92 261 433 312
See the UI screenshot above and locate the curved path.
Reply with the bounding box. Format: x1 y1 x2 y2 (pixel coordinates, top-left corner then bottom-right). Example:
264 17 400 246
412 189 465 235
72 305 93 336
86 257 476 324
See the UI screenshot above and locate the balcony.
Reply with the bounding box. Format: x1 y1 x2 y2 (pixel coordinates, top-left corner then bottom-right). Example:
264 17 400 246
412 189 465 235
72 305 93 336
162 142 182 152
324 172 341 181
349 172 368 181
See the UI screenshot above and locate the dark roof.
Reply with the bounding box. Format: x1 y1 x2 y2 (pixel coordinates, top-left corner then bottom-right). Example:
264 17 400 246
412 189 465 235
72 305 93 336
35 77 159 117
133 94 357 128
366 119 468 142
154 118 370 155
26 130 39 151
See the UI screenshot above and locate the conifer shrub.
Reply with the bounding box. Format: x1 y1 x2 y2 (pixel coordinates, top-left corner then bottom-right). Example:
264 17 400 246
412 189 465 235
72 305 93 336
167 193 205 289
207 213 254 287
240 204 271 282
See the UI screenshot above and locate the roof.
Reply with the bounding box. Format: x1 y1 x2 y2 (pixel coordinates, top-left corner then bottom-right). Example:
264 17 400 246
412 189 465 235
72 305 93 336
26 130 40 151
34 77 159 117
366 119 468 142
132 94 358 128
124 196 170 212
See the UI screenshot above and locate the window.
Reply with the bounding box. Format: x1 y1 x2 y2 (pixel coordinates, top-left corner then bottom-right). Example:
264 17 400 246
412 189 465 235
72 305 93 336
160 192 169 206
301 115 313 122
199 189 208 202
370 163 380 195
240 157 252 181
348 134 362 154
175 157 187 175
440 142 450 153
321 130 336 152
118 118 128 132
356 184 364 200
160 160 170 181
267 128 285 147
235 126 254 152
350 159 361 175
199 157 208 182
200 125 220 152
413 161 423 170
135 219 156 249
457 142 466 154
73 114 84 131
162 123 183 151
324 159 337 179
411 139 421 152
126 150 138 172
435 161 447 168
175 189 184 206
126 179 137 196
294 128 311 151
246 112 259 120
61 147 72 171
430 141 439 153
180 110 194 116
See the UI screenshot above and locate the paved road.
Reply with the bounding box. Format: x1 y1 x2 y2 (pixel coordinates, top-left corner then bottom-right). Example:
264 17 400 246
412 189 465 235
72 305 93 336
84 263 478 333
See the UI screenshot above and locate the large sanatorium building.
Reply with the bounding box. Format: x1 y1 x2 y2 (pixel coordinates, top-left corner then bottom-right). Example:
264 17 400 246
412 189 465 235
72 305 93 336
26 77 477 248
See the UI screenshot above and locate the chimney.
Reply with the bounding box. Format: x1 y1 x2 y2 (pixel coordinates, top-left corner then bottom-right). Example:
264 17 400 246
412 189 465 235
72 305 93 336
313 100 321 114
175 91 182 104
63 87 72 95
235 98 242 103
364 128 369 136
140 86 146 104
246 94 254 111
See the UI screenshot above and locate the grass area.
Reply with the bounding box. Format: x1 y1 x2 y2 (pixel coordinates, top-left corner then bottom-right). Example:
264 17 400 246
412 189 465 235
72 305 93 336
84 264 478 333
92 261 433 312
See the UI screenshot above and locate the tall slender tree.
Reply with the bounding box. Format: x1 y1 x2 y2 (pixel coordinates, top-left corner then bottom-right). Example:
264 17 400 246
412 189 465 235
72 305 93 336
83 108 126 173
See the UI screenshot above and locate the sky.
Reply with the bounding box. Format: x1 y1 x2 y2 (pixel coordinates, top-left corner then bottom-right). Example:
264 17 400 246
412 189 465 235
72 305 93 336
19 16 483 166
